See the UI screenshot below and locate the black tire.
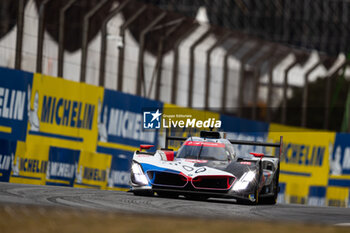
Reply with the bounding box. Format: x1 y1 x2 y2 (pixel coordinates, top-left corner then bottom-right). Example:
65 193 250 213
156 191 178 199
133 190 154 197
259 193 277 205
259 167 280 205
254 187 260 204
243 187 259 205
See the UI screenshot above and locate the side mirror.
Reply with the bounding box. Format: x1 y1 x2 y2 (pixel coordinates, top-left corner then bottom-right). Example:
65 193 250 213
162 150 175 161
140 145 154 151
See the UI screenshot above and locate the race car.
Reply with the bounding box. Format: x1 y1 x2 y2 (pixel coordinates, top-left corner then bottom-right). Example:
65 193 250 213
130 130 283 204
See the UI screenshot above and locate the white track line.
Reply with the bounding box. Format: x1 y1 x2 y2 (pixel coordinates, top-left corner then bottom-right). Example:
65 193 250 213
334 223 350 227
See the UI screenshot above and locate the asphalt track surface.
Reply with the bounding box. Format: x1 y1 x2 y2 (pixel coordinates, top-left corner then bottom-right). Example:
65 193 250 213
0 182 350 225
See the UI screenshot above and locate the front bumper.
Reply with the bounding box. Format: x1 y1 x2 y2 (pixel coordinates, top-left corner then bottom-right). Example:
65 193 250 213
151 187 258 202
131 181 258 203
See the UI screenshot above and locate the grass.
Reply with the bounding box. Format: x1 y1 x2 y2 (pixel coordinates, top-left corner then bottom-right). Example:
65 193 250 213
0 204 348 233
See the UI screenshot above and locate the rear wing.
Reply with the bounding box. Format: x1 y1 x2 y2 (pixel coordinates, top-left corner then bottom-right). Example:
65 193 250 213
164 129 283 159
228 136 283 159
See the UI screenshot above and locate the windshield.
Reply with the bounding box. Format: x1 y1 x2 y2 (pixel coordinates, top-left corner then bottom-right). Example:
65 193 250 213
176 141 232 161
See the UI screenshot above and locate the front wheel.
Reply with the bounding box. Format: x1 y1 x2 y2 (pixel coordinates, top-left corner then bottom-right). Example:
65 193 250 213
259 172 279 205
133 189 154 197
156 191 178 199
258 193 277 204
258 190 277 204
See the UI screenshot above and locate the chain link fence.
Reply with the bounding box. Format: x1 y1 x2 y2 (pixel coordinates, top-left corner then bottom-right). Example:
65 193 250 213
0 0 349 131
141 0 350 56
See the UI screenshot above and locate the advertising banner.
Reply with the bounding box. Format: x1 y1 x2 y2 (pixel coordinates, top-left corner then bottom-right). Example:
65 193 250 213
327 133 350 207
307 186 326 206
328 133 350 187
45 146 80 187
326 186 349 207
0 139 17 182
74 151 112 190
0 67 33 142
27 73 104 151
95 89 162 189
10 141 49 185
97 146 132 190
108 152 131 190
97 89 163 151
268 123 335 204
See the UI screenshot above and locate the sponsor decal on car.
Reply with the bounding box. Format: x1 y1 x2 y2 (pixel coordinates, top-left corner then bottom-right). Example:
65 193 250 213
184 159 208 163
240 161 252 165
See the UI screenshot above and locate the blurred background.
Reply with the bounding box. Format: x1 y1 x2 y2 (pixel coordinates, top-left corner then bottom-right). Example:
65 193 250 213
0 0 349 131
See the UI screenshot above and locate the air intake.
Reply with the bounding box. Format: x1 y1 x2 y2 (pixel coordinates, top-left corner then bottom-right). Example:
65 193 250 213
147 171 187 188
191 175 235 190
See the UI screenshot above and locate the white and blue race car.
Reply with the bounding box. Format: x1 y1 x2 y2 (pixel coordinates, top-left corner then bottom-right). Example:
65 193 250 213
130 131 283 204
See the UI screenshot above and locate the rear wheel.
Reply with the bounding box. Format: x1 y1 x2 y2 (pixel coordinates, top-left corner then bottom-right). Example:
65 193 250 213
258 192 277 205
259 168 279 205
254 188 259 204
246 187 259 205
238 189 259 205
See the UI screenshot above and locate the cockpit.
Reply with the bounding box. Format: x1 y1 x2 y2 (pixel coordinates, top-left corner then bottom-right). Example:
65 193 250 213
176 137 236 161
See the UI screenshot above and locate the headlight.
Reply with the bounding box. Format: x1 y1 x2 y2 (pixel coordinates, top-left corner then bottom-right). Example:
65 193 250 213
232 171 256 191
131 162 149 185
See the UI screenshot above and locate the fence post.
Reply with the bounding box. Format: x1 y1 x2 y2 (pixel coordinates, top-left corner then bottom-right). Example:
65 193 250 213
58 0 78 78
301 58 324 127
99 0 131 87
324 61 348 129
281 59 298 124
204 32 231 110
15 0 25 70
136 12 166 96
237 43 261 117
170 23 198 104
36 0 52 73
153 19 185 100
188 28 213 107
266 51 288 122
250 45 276 120
221 36 246 113
117 5 147 91
80 0 109 83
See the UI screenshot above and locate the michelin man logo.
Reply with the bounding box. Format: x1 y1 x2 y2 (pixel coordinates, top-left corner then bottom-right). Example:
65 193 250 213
46 161 50 180
107 167 113 188
329 144 342 175
97 98 108 142
75 164 83 184
143 109 161 129
329 142 350 176
11 153 19 176
27 85 40 131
